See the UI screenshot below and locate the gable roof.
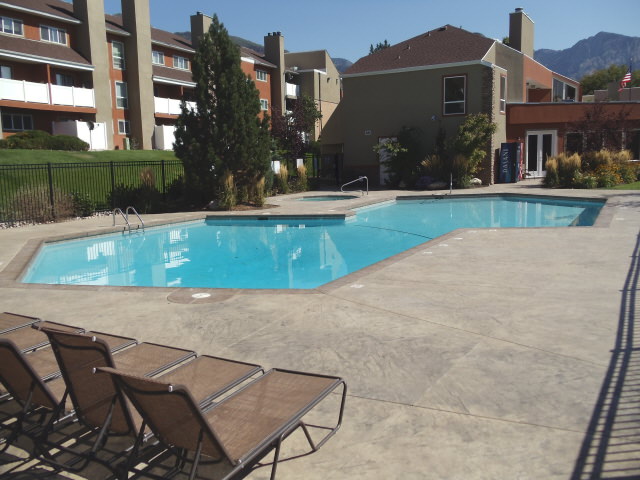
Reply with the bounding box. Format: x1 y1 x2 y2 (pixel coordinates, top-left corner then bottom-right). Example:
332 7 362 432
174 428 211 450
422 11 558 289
0 0 79 23
0 33 91 69
345 25 495 76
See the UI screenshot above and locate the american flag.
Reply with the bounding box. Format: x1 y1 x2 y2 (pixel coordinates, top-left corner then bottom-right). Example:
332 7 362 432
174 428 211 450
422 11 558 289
619 66 632 91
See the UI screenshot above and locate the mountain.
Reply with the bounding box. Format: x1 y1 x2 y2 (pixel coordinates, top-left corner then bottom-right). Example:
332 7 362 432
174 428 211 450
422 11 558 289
174 31 352 72
534 32 640 80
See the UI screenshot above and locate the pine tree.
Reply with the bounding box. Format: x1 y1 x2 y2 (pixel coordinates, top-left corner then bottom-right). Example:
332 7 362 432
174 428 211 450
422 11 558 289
174 15 271 207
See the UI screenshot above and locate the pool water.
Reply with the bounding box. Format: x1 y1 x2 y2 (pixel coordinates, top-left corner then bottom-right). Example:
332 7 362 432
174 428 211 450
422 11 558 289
23 196 603 289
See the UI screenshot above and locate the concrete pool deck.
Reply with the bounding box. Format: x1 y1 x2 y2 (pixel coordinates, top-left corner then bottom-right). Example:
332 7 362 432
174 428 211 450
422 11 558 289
1 180 639 479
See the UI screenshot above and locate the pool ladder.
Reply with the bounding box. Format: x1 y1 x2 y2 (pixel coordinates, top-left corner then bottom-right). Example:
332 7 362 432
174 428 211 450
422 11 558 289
341 176 368 196
112 206 145 232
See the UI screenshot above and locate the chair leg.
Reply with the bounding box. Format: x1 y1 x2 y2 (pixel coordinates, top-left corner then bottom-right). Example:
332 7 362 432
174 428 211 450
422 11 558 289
188 430 204 480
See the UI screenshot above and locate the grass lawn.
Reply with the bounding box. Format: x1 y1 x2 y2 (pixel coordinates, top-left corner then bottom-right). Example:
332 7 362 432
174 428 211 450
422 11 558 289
610 181 640 190
1 150 183 219
0 149 178 165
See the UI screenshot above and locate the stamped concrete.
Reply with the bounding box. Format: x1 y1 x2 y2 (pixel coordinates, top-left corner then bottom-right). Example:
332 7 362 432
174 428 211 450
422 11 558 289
1 180 639 479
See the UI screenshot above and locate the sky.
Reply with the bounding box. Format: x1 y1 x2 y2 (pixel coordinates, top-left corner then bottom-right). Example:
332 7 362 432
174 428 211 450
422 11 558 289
103 0 640 63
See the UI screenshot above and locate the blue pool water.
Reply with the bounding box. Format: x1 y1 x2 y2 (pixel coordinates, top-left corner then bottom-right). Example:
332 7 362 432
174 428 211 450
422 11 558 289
23 196 603 289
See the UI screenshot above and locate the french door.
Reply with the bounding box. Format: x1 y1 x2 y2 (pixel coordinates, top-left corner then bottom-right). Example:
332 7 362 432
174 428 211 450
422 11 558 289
526 130 556 178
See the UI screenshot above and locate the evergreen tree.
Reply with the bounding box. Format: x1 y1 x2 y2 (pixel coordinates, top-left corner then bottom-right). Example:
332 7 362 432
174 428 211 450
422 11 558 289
369 40 391 55
174 14 271 207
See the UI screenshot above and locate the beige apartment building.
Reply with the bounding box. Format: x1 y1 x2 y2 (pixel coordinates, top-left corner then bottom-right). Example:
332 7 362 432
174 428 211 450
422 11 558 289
321 8 581 185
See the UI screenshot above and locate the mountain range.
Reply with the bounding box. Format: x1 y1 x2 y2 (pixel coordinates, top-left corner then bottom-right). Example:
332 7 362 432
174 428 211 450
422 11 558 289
534 32 640 80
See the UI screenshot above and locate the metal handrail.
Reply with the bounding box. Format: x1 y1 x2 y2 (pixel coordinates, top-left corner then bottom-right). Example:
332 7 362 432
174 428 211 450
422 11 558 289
112 208 131 231
341 176 368 196
125 206 145 231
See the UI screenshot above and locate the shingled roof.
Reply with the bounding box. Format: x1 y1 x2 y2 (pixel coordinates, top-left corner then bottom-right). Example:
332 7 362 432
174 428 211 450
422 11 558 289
0 0 78 23
0 33 91 67
345 25 495 76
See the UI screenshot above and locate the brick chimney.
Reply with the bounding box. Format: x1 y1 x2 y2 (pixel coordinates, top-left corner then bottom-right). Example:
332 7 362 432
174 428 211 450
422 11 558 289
264 32 285 114
509 7 534 57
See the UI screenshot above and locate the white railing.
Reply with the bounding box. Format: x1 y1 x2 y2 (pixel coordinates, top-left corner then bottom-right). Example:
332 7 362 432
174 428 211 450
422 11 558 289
0 78 95 107
51 84 95 107
285 82 299 97
154 96 196 115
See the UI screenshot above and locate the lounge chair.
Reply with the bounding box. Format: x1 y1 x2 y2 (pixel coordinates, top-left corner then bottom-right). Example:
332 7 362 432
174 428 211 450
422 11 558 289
99 366 346 479
37 328 263 478
0 312 40 335
0 331 138 459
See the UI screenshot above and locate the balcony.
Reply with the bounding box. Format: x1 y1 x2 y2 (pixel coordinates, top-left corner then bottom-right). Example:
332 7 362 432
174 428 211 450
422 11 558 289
285 82 300 98
0 78 95 108
154 96 196 115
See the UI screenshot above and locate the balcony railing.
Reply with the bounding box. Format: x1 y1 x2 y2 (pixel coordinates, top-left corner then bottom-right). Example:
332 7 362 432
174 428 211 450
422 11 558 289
154 96 196 115
285 82 300 97
0 78 95 108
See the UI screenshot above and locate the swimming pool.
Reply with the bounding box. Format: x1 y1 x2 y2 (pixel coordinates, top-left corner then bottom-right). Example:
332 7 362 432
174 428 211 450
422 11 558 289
22 195 603 290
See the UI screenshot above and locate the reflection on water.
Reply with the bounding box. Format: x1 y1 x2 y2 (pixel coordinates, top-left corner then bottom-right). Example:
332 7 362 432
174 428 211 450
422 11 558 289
23 196 603 289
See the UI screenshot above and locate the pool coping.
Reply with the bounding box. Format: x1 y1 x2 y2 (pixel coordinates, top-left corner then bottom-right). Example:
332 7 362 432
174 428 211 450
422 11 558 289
0 191 614 299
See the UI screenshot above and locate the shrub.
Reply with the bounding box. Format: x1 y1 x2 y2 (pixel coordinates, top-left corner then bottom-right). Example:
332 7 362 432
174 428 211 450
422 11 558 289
295 165 308 191
421 154 448 181
617 162 637 184
7 185 74 223
612 149 632 163
572 172 598 189
248 176 266 207
71 192 96 217
217 170 236 210
0 130 89 151
557 153 581 186
594 163 623 188
451 154 474 188
544 157 559 187
275 164 289 194
582 149 613 172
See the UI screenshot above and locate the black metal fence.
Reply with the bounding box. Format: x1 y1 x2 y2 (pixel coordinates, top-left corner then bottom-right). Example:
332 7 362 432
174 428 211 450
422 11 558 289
0 160 184 224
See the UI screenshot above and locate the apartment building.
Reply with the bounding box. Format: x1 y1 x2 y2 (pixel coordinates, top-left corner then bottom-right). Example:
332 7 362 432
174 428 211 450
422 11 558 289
321 8 584 185
0 0 338 151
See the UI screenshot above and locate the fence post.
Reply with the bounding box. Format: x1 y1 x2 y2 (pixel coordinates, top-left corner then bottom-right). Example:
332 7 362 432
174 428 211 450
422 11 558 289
161 159 166 201
110 161 115 209
47 162 56 219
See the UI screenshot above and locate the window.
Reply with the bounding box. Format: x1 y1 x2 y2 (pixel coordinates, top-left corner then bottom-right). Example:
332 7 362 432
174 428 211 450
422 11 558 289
55 72 74 86
112 41 125 69
553 78 577 102
173 55 189 70
499 75 507 113
260 99 269 111
152 50 165 65
443 75 465 115
117 120 130 135
1 16 23 36
0 65 12 79
2 113 33 131
40 25 66 45
115 81 128 109
256 70 268 82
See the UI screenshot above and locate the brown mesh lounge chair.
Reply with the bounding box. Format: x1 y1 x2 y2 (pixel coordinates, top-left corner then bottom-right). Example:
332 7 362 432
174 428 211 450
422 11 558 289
37 328 263 478
0 312 40 335
2 320 83 353
99 366 347 480
0 331 138 459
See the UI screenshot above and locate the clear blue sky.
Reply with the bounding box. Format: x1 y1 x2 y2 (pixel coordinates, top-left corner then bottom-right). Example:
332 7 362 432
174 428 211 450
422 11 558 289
104 0 639 63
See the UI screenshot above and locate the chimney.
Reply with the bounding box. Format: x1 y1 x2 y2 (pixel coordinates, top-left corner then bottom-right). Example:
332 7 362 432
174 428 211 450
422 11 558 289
73 0 113 148
120 0 154 149
509 7 534 57
264 32 285 115
190 11 212 49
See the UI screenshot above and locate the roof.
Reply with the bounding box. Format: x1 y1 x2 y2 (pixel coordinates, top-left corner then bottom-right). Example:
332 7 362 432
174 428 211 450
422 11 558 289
151 27 194 52
152 64 195 86
0 33 92 69
0 0 78 23
345 25 495 76
240 47 276 69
